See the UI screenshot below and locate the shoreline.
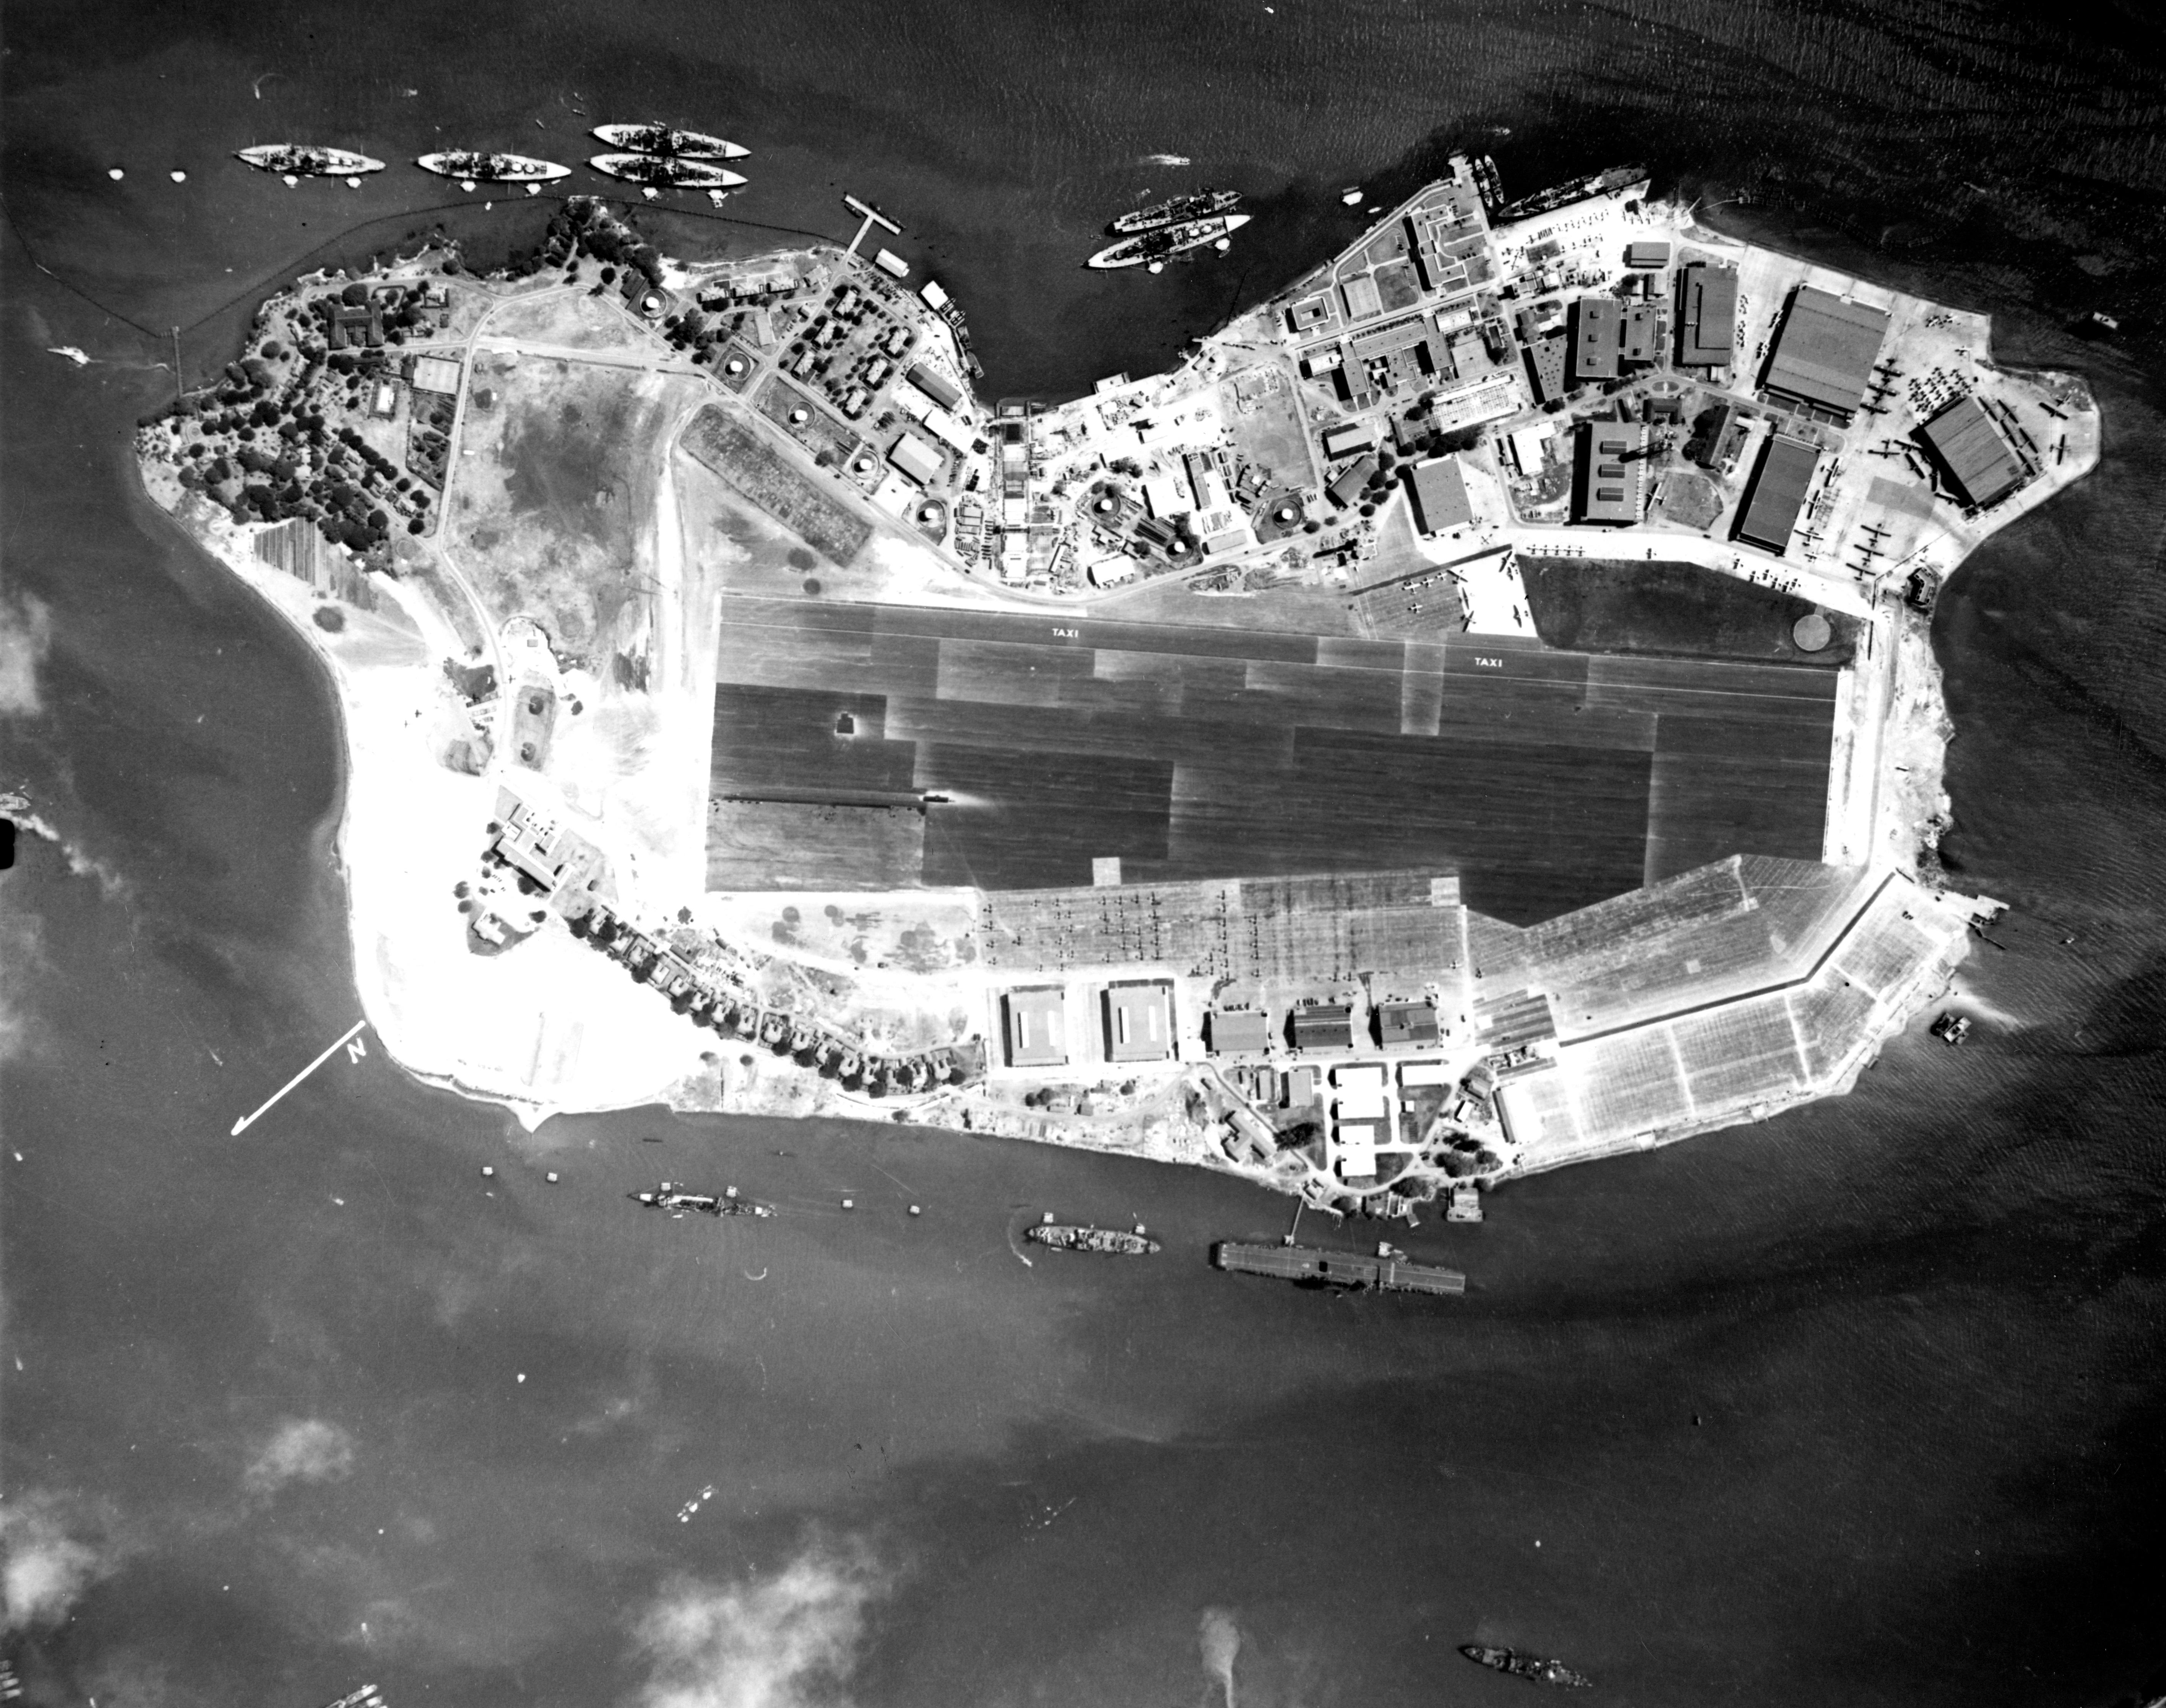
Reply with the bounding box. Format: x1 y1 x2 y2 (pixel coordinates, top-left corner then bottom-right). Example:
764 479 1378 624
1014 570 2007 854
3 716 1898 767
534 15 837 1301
129 166 2092 1213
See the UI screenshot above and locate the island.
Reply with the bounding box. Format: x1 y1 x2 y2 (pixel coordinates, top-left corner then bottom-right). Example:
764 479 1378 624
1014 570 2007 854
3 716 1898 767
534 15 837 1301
134 156 2097 1219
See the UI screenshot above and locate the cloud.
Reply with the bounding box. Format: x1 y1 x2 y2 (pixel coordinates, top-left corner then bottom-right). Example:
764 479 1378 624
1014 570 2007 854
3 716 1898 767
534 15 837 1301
244 1417 357 1496
2 1491 120 1630
632 1542 888 1708
0 594 52 718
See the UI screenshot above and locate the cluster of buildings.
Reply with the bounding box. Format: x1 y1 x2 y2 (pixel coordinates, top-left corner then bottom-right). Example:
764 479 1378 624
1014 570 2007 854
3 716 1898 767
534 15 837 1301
487 792 983 1099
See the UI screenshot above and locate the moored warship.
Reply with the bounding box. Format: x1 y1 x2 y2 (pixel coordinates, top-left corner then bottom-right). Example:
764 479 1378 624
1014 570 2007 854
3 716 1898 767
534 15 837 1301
591 122 749 159
1111 189 1241 233
1026 1213 1159 1255
1459 1645 1593 1689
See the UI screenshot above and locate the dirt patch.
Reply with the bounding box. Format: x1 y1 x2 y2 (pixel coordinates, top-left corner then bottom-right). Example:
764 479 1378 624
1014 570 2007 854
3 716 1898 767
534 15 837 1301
680 404 870 568
1522 557 1859 666
444 352 704 662
485 290 649 354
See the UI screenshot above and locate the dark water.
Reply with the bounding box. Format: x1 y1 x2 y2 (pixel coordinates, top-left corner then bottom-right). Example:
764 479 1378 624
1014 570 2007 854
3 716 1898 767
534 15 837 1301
5 3 2166 1703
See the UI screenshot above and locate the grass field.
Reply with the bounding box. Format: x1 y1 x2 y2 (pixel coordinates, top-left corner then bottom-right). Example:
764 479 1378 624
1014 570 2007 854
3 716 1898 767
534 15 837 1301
1522 556 1861 666
710 597 1839 921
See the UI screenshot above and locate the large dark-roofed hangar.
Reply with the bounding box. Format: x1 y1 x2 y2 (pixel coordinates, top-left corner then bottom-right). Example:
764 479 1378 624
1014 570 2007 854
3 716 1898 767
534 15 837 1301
1760 286 1891 424
707 596 1840 927
1734 433 1821 555
1919 395 2026 510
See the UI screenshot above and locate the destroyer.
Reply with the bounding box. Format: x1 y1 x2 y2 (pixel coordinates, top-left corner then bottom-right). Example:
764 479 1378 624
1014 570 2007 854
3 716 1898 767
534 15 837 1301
590 122 749 160
1086 213 1249 271
588 153 747 190
1459 1646 1593 1689
235 144 384 177
630 1182 774 1218
415 150 570 184
1026 1213 1160 1255
1111 189 1241 234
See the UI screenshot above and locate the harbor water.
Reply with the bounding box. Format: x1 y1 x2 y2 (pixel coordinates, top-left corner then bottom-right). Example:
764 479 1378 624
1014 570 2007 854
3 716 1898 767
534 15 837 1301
3 2 2163 1703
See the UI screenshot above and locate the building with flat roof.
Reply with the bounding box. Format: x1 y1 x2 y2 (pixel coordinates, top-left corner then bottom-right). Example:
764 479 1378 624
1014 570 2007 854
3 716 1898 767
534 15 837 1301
906 364 962 411
1377 1000 1441 1047
1570 297 1622 383
1404 455 1473 535
1625 240 1671 269
1209 1009 1271 1054
1573 421 1647 525
887 432 943 486
1677 262 1737 369
1734 433 1821 554
1321 422 1378 460
1621 304 1662 366
1523 334 1568 405
1761 286 1890 422
1002 987 1068 1068
1102 981 1174 1063
1292 1003 1355 1051
1919 395 2025 508
1332 1120 1380 1183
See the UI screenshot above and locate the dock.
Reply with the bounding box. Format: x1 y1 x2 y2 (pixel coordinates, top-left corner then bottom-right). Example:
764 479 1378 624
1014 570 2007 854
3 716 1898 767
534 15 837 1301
1212 1241 1466 1296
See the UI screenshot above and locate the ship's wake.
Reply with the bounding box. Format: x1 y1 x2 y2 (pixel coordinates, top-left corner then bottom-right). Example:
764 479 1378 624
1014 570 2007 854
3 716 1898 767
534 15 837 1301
1199 1607 1240 1708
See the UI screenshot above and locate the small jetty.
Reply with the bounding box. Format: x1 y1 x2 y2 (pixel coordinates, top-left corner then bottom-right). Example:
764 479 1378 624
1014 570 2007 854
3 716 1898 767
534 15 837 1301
1212 1240 1465 1296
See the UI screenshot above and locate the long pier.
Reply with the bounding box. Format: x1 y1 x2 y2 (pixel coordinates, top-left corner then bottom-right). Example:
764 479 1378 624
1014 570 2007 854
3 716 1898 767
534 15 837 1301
1212 1241 1466 1296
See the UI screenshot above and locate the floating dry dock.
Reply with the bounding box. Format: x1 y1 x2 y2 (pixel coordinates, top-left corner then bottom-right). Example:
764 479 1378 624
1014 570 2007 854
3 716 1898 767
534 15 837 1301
1212 1241 1467 1296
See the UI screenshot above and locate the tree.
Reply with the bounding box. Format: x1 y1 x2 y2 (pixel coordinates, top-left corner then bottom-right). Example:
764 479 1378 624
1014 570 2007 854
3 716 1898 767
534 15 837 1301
340 281 369 307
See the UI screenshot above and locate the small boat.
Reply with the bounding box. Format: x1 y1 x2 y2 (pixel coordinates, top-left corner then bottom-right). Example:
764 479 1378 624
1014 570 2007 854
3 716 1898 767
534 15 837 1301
1930 1011 1972 1046
1340 185 1364 206
1459 1646 1593 1689
236 144 386 178
1086 213 1249 271
416 150 570 184
588 153 747 190
1028 1214 1161 1256
1111 189 1241 234
591 122 749 160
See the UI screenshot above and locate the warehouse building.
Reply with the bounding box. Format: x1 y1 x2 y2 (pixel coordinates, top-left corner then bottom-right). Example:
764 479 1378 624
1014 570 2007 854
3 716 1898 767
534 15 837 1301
1102 981 1174 1063
1405 455 1473 535
1760 286 1891 423
1002 987 1068 1068
1209 1009 1272 1054
1376 1000 1441 1047
1570 296 1622 383
1327 453 1379 509
1292 1003 1356 1051
1919 395 2025 509
887 432 943 486
1573 421 1647 525
906 363 963 411
1625 240 1671 269
1734 433 1821 554
1676 261 1738 369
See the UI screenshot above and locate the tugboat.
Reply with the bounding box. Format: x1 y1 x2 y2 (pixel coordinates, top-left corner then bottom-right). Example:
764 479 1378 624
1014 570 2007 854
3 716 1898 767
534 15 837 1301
235 144 385 177
1930 1011 1973 1046
415 150 571 185
1086 213 1249 270
591 122 749 160
1026 1212 1160 1256
1459 1646 1593 1689
588 153 747 190
1111 189 1241 233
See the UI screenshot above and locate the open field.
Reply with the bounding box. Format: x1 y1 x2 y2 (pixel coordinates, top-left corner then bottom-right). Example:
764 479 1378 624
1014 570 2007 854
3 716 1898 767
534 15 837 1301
444 351 704 663
710 596 1838 921
1522 556 1861 666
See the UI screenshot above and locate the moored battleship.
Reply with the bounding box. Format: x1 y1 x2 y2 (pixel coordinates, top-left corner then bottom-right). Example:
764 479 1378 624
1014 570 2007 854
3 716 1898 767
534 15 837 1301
1026 1213 1160 1255
235 144 385 177
1111 189 1241 233
1086 213 1249 270
1459 1645 1593 1689
589 153 747 190
631 1182 774 1219
591 122 749 159
415 150 571 184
